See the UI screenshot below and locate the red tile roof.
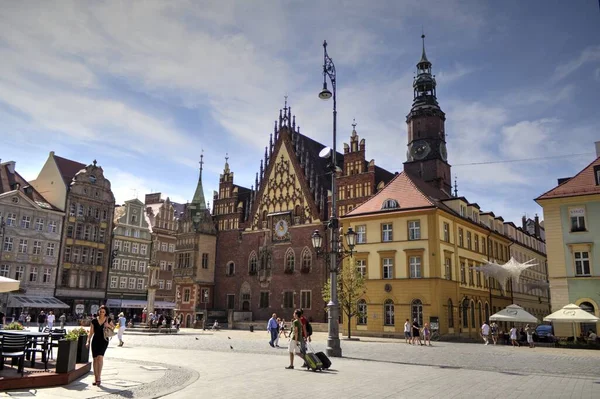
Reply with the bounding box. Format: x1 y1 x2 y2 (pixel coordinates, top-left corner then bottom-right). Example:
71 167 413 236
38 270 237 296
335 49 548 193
537 156 600 200
0 162 60 211
346 172 447 216
54 155 86 185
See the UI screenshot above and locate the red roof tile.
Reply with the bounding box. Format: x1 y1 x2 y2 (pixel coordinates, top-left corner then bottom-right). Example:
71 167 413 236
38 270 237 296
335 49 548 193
537 157 600 200
346 172 439 216
54 155 86 185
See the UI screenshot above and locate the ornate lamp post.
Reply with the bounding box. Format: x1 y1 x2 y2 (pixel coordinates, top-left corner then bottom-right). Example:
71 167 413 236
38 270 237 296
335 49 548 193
203 289 209 331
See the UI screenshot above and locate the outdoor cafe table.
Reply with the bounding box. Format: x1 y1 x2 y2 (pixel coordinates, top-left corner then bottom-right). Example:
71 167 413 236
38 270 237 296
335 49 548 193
0 330 50 367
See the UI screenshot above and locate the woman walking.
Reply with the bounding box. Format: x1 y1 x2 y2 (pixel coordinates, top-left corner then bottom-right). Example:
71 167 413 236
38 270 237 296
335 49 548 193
117 312 127 347
509 325 520 347
86 305 114 386
422 322 432 346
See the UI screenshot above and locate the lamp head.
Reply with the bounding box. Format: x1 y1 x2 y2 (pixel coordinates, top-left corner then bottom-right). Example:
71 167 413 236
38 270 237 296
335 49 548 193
311 229 323 251
345 227 357 250
319 82 332 100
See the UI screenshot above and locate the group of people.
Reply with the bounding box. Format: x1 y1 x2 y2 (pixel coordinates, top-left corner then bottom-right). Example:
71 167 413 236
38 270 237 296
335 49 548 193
10 310 67 331
403 318 433 346
480 321 536 348
267 309 312 369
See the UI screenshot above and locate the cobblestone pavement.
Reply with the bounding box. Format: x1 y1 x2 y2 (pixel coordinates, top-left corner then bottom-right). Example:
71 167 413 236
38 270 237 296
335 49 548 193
3 328 599 398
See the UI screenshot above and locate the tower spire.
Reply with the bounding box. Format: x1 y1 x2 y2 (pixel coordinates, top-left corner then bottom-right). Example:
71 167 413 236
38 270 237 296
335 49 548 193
192 150 207 209
454 176 458 197
420 33 429 63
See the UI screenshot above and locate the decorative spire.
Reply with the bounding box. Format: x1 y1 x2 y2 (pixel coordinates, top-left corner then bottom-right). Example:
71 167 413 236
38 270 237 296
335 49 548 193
351 119 357 138
191 150 207 210
420 33 429 64
224 153 230 173
454 176 458 197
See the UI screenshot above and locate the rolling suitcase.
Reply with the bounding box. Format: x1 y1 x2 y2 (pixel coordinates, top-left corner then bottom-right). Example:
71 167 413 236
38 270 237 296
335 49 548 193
315 351 331 369
304 343 323 371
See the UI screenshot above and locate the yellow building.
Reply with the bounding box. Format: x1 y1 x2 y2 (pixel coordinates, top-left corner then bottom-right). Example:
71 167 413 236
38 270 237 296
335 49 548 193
342 172 549 338
536 148 600 337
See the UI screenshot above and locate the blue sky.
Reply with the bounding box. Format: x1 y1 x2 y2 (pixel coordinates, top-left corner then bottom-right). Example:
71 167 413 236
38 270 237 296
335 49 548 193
1 0 599 225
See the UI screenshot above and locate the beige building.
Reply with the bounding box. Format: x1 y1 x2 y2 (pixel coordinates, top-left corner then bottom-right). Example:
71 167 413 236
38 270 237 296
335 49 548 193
1 160 68 316
31 152 115 316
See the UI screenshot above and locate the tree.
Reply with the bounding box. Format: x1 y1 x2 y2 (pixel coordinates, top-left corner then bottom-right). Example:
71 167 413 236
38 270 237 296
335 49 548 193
322 258 366 339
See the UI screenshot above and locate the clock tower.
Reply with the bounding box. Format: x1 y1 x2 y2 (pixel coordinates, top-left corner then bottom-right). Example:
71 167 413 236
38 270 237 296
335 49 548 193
404 34 452 195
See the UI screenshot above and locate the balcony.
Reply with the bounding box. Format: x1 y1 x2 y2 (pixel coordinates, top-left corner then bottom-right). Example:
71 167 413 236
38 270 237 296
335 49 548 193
173 268 195 278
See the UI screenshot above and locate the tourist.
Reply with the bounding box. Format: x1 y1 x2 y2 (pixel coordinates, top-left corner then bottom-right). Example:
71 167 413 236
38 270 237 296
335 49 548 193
59 313 67 329
47 311 55 330
267 313 278 347
490 322 499 345
117 312 127 347
412 318 423 346
525 324 535 348
37 310 46 332
86 305 115 386
422 322 432 346
404 319 411 344
285 309 303 369
26 313 31 327
481 321 490 345
509 325 520 347
279 318 288 339
0 309 5 328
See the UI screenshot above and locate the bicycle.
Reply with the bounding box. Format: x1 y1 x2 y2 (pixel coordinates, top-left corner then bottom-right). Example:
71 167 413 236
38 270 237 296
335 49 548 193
430 329 441 342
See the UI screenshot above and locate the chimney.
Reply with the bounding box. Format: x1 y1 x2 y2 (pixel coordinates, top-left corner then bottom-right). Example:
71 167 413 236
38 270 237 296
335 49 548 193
522 215 527 229
596 141 600 158
534 214 541 238
6 161 16 174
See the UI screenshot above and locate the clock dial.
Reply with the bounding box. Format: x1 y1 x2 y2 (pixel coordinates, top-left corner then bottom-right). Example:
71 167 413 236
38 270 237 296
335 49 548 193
274 219 289 238
439 143 448 162
410 140 431 160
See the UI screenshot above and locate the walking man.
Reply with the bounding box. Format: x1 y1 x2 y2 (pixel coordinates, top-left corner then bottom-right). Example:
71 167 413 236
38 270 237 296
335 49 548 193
481 321 490 345
37 311 46 332
404 319 411 344
267 313 278 347
47 311 55 330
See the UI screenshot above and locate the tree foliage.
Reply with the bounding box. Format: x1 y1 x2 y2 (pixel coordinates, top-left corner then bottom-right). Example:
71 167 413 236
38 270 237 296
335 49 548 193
322 258 366 338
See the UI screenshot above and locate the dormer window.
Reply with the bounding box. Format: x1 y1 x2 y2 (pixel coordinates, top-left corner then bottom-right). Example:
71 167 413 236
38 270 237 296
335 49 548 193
381 199 399 210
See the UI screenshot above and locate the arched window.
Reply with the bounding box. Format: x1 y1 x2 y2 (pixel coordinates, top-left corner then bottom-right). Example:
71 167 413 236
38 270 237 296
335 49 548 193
412 299 423 327
384 299 395 326
381 198 399 210
226 261 235 276
357 299 367 325
462 299 469 328
448 299 454 328
285 248 295 272
485 302 490 324
248 251 258 274
477 301 482 327
470 300 476 328
580 301 597 335
301 247 312 272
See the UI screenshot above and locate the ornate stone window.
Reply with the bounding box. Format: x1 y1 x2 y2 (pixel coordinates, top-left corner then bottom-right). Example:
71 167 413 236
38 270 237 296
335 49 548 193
248 251 258 275
384 299 395 326
285 248 295 274
301 247 312 273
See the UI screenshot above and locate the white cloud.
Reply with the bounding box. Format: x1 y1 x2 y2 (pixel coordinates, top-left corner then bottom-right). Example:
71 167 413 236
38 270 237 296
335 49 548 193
436 63 477 84
104 168 187 206
552 45 600 81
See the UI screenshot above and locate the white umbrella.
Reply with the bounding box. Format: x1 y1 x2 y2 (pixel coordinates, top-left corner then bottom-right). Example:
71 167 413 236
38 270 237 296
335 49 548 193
544 303 600 339
0 276 20 293
543 303 600 323
490 304 538 323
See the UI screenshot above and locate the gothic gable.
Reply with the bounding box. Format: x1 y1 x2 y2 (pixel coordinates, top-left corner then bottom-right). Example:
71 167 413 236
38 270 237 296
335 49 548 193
250 133 320 229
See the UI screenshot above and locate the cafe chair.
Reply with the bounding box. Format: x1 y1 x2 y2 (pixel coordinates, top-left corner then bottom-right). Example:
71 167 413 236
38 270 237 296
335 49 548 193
25 334 51 370
1 335 28 375
48 331 66 360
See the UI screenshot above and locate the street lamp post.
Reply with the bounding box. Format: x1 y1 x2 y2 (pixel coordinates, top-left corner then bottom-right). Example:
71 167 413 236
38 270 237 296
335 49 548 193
203 290 208 331
317 39 342 358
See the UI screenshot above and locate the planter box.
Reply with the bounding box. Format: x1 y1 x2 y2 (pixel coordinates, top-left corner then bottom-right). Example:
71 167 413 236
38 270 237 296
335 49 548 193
76 335 90 363
56 339 77 373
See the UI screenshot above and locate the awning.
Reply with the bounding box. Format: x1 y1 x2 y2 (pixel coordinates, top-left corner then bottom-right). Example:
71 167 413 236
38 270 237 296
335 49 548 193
7 295 70 309
106 299 176 309
0 276 20 293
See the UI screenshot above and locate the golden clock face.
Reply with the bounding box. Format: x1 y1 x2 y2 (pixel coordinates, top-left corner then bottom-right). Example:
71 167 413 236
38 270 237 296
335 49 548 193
274 219 289 238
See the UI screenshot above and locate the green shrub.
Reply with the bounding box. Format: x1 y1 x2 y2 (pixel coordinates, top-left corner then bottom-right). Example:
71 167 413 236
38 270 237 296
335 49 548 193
4 322 24 330
71 327 89 336
64 330 79 341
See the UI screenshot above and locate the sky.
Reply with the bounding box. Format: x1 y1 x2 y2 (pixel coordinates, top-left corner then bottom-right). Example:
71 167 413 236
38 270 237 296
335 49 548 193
1 0 599 226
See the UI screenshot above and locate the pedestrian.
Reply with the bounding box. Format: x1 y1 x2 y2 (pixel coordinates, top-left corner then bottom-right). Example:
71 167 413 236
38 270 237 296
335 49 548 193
423 322 432 346
59 313 67 329
0 309 5 329
267 313 278 347
412 318 423 346
86 305 114 386
26 313 31 327
525 324 535 348
285 309 303 369
37 310 46 332
298 309 311 366
509 325 520 347
279 318 288 339
117 312 127 347
490 322 498 345
481 321 490 345
47 311 55 330
404 319 412 344
274 318 282 347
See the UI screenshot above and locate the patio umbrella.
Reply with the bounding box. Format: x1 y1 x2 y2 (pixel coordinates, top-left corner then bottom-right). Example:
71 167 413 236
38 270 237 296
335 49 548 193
543 303 600 338
0 276 20 293
490 304 538 323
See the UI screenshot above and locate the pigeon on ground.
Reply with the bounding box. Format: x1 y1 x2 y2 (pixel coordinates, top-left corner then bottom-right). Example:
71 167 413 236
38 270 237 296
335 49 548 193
228 337 231 339
230 345 234 350
195 338 199 340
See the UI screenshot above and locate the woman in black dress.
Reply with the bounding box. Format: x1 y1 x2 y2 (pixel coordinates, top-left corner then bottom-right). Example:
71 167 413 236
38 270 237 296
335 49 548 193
86 305 114 386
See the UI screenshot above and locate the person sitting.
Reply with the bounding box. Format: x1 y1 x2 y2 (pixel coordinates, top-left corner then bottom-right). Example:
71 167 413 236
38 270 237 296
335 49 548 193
212 320 220 330
587 330 597 343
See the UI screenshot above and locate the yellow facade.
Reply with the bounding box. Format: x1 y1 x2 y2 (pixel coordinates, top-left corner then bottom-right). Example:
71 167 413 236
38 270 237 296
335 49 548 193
343 197 548 338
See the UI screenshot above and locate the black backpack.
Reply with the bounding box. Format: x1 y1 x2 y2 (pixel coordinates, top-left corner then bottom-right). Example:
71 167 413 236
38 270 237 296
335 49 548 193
305 320 313 336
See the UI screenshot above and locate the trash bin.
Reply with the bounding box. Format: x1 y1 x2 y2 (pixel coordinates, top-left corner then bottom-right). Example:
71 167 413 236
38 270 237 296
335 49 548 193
250 325 254 332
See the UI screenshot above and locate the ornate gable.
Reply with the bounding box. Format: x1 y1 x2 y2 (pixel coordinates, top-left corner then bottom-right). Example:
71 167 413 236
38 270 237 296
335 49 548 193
250 132 321 229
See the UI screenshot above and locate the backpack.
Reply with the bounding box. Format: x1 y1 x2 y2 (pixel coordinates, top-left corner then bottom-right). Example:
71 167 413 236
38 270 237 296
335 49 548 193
305 320 313 336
